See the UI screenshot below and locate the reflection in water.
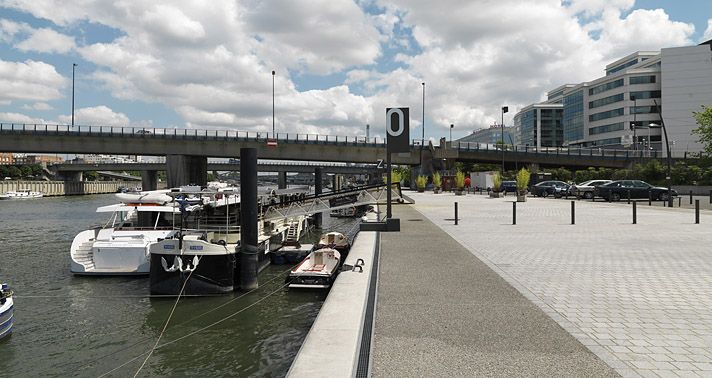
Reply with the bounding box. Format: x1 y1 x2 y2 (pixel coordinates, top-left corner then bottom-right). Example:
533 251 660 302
0 194 355 377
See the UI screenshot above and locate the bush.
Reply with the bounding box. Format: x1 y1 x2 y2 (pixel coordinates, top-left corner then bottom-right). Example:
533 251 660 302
455 170 465 189
432 171 442 188
416 175 427 189
492 171 502 192
516 168 530 193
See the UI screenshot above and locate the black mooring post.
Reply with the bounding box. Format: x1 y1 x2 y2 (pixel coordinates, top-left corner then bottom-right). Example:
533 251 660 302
314 167 323 228
678 196 682 207
513 202 516 225
709 189 712 204
633 201 637 224
240 147 259 291
696 199 700 224
648 190 652 206
571 200 575 225
690 190 694 205
454 202 458 225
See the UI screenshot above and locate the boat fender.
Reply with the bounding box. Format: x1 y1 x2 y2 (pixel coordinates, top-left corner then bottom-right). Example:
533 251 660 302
217 240 226 246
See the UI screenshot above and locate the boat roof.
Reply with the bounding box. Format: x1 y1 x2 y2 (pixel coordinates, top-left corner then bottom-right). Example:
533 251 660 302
96 204 182 213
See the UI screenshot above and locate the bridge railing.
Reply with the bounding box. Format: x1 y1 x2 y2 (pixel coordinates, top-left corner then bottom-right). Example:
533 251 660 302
0 123 389 147
454 141 692 159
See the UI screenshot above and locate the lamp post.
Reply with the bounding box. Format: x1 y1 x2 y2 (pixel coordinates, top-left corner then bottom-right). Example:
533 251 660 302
631 94 637 151
501 106 509 174
366 123 370 140
420 82 425 175
71 63 77 126
450 124 453 144
271 70 275 138
652 99 672 207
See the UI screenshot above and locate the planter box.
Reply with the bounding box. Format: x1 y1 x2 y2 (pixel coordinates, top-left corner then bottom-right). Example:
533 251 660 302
434 187 441 194
516 194 527 202
417 188 425 193
489 192 501 198
455 189 464 196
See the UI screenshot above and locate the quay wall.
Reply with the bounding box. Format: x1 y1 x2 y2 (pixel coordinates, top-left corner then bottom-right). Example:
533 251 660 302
288 230 378 377
0 180 134 196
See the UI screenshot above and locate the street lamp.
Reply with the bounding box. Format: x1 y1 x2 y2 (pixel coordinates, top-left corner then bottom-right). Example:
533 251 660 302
71 63 77 126
630 94 637 151
366 124 370 140
450 124 454 144
271 70 275 138
652 99 672 207
501 106 509 174
420 82 425 175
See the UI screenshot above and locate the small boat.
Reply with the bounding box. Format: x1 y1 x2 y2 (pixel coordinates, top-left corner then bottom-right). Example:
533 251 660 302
0 189 43 200
316 232 351 260
288 248 341 289
0 283 14 340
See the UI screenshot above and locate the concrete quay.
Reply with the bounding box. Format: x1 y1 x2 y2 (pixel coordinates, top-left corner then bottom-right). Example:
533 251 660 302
0 180 134 196
388 192 712 377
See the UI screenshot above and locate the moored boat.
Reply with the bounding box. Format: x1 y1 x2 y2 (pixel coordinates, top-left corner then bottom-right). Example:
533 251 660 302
316 232 351 260
288 248 341 289
271 240 314 265
0 283 14 340
0 189 43 200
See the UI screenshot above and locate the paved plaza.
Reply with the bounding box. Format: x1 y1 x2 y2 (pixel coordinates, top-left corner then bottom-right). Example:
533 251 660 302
406 191 712 378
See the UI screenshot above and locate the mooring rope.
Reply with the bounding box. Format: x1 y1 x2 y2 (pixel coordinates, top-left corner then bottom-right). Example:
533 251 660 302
97 281 291 378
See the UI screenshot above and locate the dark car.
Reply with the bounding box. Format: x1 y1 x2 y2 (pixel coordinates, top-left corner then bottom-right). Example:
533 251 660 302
501 181 517 193
532 180 570 198
594 180 677 201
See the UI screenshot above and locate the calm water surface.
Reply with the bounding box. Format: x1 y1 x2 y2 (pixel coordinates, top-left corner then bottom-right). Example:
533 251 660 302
0 194 354 377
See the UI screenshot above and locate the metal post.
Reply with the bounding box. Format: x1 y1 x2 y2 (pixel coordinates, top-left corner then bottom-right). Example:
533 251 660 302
627 190 631 204
71 63 77 126
240 147 258 291
695 199 700 224
271 70 275 138
678 196 681 207
633 201 637 224
649 189 652 206
314 167 323 228
690 190 693 205
709 189 712 204
386 150 392 219
571 200 575 225
512 202 516 225
454 202 458 225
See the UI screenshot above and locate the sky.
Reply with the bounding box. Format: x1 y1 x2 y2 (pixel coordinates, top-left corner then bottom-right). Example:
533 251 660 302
0 0 711 142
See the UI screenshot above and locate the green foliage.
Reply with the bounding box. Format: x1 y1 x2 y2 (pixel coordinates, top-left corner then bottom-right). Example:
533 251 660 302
492 171 502 191
432 171 442 188
84 171 98 181
692 105 712 154
416 175 428 189
515 168 530 192
393 166 411 186
384 170 402 185
454 170 465 189
470 163 500 172
549 167 572 182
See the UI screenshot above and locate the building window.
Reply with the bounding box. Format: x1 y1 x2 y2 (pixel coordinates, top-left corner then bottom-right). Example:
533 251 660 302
589 122 624 135
589 93 625 109
589 79 624 96
606 59 638 75
581 137 622 147
630 106 658 115
563 90 584 142
589 108 625 122
630 75 656 85
629 90 661 100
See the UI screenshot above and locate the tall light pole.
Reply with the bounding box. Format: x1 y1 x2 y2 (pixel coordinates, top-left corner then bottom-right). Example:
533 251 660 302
71 63 77 126
631 95 637 151
501 106 508 174
420 82 425 175
450 124 454 144
652 99 673 207
271 70 275 138
366 123 370 140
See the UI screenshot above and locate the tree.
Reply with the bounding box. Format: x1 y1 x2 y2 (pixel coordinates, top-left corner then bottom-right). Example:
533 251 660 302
691 105 712 154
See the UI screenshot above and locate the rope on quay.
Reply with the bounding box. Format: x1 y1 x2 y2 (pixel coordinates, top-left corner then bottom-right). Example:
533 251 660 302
62 262 302 377
97 281 292 378
132 256 200 378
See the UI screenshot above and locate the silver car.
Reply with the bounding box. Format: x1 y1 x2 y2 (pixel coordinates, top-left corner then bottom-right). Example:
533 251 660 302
570 179 612 199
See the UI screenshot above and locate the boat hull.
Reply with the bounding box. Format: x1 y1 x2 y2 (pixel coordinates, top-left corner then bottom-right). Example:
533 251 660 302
0 297 13 340
150 252 236 295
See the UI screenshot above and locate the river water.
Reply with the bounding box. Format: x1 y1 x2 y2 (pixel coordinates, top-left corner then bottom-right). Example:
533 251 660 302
0 194 355 377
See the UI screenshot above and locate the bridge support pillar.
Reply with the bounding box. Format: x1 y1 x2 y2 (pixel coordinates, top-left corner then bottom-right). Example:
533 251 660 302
277 171 287 189
141 170 158 191
166 155 207 188
62 171 83 182
314 167 323 229
240 148 259 291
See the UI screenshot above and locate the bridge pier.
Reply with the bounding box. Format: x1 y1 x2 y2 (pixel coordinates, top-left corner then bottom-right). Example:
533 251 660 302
314 167 323 229
277 171 287 189
141 170 158 191
62 171 83 182
166 155 207 188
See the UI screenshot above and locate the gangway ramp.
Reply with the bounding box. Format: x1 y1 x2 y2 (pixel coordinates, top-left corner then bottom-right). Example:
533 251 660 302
261 183 410 222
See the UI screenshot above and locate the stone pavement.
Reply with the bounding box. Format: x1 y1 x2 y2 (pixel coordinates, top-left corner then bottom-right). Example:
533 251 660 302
406 191 712 378
372 204 618 377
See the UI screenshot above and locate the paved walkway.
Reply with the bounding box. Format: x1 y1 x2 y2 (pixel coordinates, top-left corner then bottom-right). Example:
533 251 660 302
401 192 712 378
372 204 618 377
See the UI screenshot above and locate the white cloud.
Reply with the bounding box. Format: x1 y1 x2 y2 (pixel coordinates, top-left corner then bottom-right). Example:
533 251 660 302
0 59 66 103
0 112 47 124
21 102 53 111
58 105 130 126
703 19 712 42
16 27 75 53
0 18 30 43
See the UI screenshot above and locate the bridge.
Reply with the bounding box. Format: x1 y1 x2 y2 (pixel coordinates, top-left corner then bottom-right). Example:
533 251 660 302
0 123 674 188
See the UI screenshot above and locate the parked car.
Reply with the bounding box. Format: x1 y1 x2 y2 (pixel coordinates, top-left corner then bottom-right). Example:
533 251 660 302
569 179 612 199
532 180 570 198
594 180 678 201
501 181 517 193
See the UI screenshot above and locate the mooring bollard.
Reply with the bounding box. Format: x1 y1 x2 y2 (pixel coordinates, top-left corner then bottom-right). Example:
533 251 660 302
695 199 700 224
678 197 682 207
455 202 458 225
633 201 637 224
690 190 694 205
513 202 516 225
571 201 575 225
709 189 712 204
648 190 652 206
